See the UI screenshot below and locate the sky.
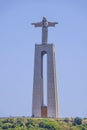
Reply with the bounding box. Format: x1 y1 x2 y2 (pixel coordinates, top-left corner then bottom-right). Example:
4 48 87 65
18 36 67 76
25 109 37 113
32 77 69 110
0 0 87 118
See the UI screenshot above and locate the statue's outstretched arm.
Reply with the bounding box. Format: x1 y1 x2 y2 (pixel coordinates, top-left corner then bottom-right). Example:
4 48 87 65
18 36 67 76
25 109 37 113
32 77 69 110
48 22 58 27
32 22 42 27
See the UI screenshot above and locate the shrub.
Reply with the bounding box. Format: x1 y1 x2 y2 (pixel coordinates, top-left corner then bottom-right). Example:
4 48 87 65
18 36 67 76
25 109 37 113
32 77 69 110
26 119 35 128
64 118 69 123
39 121 46 128
1 123 14 129
73 117 82 125
2 118 14 123
39 120 56 130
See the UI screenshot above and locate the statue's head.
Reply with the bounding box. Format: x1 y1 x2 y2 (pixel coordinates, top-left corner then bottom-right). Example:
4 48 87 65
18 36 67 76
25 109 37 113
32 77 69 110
42 16 48 27
43 16 47 22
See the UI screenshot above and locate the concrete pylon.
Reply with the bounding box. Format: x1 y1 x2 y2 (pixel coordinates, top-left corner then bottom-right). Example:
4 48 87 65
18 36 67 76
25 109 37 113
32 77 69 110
32 17 58 118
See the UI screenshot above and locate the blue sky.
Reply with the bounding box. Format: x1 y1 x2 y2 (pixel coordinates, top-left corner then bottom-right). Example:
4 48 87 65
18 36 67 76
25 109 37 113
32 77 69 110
0 0 87 118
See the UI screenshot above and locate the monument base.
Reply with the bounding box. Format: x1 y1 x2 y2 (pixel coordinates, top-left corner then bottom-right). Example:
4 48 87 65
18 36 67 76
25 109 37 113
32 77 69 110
32 44 58 118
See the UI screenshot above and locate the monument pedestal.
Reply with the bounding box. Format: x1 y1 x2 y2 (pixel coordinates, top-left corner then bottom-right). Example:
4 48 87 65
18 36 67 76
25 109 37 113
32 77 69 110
32 44 58 118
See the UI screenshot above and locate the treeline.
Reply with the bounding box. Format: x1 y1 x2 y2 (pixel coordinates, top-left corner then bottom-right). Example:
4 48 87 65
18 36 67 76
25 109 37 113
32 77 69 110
0 117 87 130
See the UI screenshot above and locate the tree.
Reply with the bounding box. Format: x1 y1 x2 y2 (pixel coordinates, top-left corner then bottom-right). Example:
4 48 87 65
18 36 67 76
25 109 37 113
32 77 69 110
73 117 82 125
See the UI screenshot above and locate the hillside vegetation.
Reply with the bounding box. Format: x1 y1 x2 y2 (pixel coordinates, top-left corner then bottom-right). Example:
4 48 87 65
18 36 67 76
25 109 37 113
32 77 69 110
0 117 87 130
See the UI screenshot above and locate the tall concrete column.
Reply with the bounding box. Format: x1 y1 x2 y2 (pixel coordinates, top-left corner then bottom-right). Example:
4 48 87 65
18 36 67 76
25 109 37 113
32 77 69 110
32 45 43 117
47 45 58 118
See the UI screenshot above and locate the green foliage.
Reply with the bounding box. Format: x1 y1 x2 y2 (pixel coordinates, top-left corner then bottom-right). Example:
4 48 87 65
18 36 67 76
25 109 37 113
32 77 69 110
1 123 15 129
39 121 56 129
2 118 14 124
73 117 82 125
26 119 35 128
64 118 69 123
15 118 24 127
0 117 87 130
